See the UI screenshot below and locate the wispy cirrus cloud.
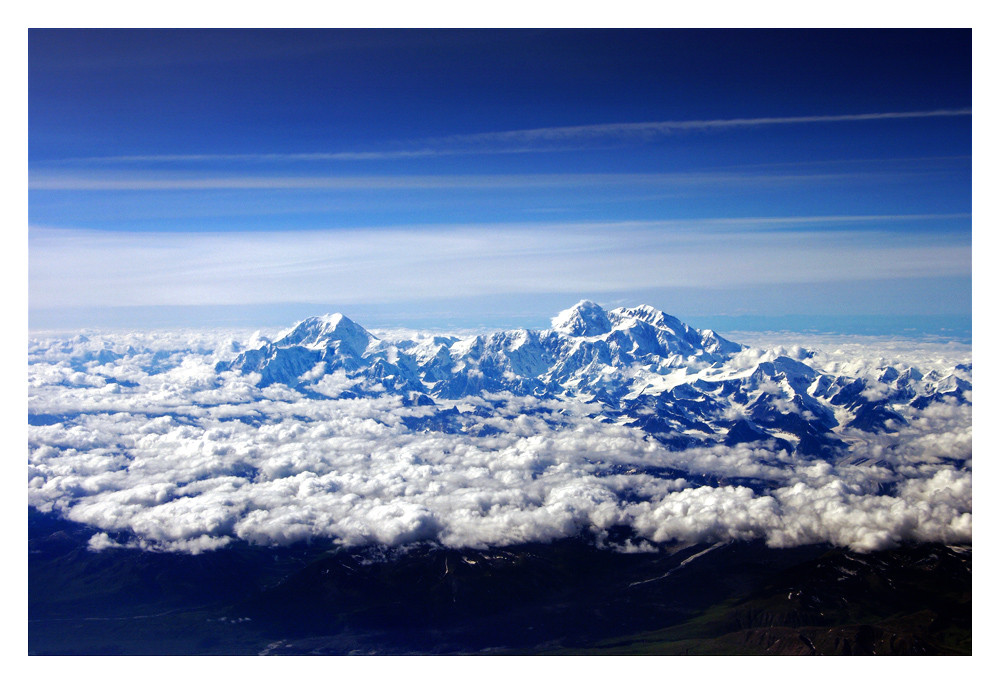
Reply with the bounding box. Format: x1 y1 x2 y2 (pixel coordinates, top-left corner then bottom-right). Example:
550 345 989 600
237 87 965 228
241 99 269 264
47 146 585 165
25 172 749 191
27 170 933 192
430 109 973 145
36 109 971 166
29 218 970 309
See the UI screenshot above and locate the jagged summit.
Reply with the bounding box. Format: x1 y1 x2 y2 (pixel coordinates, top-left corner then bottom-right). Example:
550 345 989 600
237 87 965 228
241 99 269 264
551 300 613 337
276 313 377 357
549 301 744 360
227 303 746 392
613 304 681 329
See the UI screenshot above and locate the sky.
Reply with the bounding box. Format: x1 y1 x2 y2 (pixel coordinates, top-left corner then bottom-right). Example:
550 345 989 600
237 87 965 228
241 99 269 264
28 29 972 335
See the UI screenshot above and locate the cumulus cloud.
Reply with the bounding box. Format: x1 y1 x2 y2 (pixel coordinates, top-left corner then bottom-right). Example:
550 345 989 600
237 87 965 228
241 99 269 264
27 329 972 555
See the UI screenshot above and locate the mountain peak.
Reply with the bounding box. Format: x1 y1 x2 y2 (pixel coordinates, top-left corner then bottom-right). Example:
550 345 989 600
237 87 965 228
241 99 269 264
551 300 612 337
612 304 676 329
276 313 376 355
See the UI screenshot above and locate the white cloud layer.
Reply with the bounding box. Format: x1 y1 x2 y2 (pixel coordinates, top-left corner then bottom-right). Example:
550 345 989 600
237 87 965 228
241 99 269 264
27 329 971 555
29 220 970 309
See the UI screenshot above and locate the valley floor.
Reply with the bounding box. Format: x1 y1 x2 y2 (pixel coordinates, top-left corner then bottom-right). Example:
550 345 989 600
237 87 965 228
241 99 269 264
28 509 970 656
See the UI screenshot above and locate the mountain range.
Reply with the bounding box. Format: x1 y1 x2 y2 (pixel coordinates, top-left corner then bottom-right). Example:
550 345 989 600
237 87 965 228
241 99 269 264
222 300 970 465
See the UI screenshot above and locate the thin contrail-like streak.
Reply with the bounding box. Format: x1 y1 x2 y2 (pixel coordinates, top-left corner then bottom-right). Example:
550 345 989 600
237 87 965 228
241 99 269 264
436 109 973 144
40 109 971 165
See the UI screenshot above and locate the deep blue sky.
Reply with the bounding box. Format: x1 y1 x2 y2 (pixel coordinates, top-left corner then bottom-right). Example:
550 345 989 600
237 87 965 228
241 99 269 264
28 29 972 334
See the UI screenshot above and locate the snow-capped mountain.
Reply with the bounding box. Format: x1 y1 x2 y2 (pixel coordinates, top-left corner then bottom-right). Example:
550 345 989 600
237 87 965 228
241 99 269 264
222 301 970 461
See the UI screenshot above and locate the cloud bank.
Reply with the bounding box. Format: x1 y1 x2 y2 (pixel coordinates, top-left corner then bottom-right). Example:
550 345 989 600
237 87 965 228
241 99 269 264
28 328 971 555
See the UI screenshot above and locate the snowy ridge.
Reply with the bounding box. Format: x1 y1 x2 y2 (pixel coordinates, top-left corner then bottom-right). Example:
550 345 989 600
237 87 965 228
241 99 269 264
223 301 969 460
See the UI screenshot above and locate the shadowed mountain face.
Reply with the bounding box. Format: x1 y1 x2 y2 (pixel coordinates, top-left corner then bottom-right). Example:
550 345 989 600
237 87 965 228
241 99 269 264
29 510 970 655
